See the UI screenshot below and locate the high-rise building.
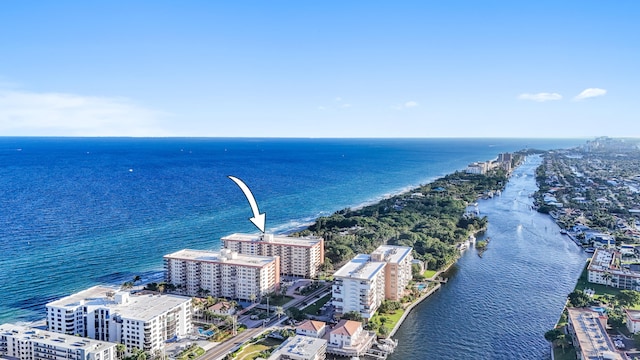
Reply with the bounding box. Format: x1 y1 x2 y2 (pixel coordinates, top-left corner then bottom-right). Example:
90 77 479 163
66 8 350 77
164 248 280 300
221 233 324 278
370 245 413 301
1 323 116 360
332 254 386 320
46 286 191 355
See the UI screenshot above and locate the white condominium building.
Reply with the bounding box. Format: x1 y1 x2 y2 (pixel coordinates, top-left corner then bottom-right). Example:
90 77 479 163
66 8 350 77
164 248 280 300
46 286 191 355
332 254 386 320
588 248 640 290
221 233 324 278
371 245 413 301
1 324 116 360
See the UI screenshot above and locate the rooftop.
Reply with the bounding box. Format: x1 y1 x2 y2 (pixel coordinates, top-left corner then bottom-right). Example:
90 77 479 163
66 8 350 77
567 308 622 360
296 320 326 332
268 335 327 359
221 233 323 247
0 323 115 351
330 320 361 337
47 286 190 322
332 254 386 281
370 245 412 264
164 248 277 268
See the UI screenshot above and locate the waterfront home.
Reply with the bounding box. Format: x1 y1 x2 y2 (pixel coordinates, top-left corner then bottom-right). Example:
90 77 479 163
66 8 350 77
46 286 192 356
626 309 640 334
0 323 117 360
296 320 327 338
586 232 616 248
267 335 327 360
326 320 376 358
566 308 623 360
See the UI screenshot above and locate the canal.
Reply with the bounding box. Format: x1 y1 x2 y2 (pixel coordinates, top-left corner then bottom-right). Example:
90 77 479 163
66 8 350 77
388 155 587 360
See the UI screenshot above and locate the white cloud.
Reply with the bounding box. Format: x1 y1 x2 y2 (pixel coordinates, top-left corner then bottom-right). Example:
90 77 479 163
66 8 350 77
573 88 607 101
517 92 563 102
317 106 326 111
0 90 170 136
340 103 352 108
392 100 419 110
335 97 342 102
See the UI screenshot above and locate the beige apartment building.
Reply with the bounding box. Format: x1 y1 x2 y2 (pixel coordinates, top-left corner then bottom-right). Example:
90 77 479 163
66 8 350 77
164 248 280 300
221 233 324 278
371 245 413 301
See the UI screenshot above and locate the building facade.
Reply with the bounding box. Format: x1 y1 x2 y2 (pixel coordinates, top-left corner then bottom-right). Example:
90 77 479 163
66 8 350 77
587 249 640 291
164 248 280 300
370 245 413 301
46 287 191 355
332 254 386 319
1 323 116 360
221 233 324 278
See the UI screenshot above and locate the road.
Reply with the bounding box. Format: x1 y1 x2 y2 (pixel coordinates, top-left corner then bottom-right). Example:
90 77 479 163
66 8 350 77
199 327 265 360
199 283 331 360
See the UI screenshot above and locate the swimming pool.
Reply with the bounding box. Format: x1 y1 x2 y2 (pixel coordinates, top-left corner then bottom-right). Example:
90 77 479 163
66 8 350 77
198 328 215 337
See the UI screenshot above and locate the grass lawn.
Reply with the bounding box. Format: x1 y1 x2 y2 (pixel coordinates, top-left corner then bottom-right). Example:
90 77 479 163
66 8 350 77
262 295 295 307
177 346 205 360
234 338 282 360
553 346 576 360
303 294 331 315
371 309 405 336
423 270 437 279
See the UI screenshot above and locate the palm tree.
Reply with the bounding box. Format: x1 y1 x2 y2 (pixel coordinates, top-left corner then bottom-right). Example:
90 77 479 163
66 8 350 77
603 271 613 287
275 306 285 321
122 281 134 290
133 275 141 285
116 344 126 360
553 334 569 353
249 293 257 304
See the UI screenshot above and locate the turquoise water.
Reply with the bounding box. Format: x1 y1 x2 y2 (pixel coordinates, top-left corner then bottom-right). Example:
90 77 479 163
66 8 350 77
0 137 585 357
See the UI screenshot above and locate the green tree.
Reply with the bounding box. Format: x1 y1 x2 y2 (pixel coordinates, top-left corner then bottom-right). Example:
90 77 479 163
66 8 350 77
617 290 640 308
275 306 285 321
544 328 563 344
116 344 126 360
567 290 591 308
342 311 363 322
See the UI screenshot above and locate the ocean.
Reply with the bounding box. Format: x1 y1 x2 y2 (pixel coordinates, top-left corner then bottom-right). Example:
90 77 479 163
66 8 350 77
0 137 583 326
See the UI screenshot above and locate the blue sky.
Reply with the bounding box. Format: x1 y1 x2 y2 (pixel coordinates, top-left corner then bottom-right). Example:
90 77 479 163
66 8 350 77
0 1 638 137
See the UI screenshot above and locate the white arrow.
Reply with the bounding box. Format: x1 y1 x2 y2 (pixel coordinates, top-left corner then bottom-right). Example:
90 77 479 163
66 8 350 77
228 176 266 233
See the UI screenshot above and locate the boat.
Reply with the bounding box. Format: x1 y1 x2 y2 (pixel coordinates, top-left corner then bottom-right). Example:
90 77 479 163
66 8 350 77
585 247 595 254
560 229 568 235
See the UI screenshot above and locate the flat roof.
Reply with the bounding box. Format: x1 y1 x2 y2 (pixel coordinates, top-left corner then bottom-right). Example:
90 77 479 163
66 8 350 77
566 308 622 360
221 233 322 247
268 335 327 359
371 245 412 264
164 249 276 268
47 286 190 322
0 323 115 351
333 254 386 281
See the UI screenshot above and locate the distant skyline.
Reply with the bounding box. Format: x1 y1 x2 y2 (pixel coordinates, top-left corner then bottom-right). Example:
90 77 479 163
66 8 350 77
1 1 638 138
